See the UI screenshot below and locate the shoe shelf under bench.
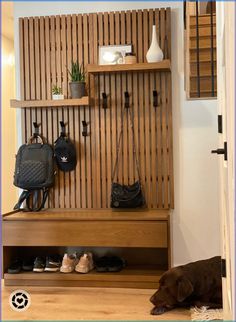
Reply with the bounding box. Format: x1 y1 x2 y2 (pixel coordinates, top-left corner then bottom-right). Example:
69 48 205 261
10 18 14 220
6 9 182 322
4 267 164 289
2 209 171 289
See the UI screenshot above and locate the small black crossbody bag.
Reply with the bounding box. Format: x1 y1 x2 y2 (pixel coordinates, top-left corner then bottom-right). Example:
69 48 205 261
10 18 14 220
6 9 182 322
110 107 145 208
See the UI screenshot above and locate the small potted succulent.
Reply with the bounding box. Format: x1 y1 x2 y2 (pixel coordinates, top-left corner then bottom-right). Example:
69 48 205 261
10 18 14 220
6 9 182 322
68 61 86 99
52 85 64 100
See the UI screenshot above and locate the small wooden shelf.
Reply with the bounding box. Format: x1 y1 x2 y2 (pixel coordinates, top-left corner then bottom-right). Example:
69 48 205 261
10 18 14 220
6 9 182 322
10 97 89 108
4 266 163 288
87 60 171 74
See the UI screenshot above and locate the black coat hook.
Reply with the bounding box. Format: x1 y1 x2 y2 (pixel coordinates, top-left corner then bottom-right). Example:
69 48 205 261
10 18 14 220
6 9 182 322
124 91 130 108
60 121 66 137
33 122 40 138
82 120 88 137
102 92 107 109
153 90 158 108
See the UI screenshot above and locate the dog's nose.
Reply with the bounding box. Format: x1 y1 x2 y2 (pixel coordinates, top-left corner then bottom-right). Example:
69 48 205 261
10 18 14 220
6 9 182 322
150 295 156 305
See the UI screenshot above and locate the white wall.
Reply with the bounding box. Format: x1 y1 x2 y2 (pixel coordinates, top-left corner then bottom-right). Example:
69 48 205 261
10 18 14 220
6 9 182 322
1 35 18 213
13 1 220 266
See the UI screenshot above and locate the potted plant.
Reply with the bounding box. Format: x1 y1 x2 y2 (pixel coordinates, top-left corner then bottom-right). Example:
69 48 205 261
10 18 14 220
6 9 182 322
52 85 64 100
68 61 86 99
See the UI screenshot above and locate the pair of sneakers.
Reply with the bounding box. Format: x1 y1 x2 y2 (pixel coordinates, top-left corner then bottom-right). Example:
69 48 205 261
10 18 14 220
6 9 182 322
60 252 94 274
33 255 61 272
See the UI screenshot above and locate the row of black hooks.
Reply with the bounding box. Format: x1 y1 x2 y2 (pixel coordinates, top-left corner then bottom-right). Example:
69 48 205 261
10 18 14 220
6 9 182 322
101 90 159 109
32 120 89 138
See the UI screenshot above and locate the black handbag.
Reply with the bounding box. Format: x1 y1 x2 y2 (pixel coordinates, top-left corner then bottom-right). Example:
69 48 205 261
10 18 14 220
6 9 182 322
110 107 145 208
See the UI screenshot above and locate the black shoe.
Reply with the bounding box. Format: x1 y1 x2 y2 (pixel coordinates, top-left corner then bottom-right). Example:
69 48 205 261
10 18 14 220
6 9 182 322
108 256 125 272
33 257 45 272
8 259 22 274
45 255 61 272
22 258 34 271
96 256 125 272
95 256 109 272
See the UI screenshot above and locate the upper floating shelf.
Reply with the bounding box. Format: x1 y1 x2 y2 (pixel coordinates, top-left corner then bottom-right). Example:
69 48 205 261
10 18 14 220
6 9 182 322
87 60 171 74
10 97 89 108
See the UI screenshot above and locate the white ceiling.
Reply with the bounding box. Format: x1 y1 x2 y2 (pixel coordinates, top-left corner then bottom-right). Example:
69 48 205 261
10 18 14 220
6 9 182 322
1 2 14 41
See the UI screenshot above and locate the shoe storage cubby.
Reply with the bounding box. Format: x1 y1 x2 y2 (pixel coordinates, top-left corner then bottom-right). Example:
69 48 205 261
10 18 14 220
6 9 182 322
3 245 168 288
4 7 173 288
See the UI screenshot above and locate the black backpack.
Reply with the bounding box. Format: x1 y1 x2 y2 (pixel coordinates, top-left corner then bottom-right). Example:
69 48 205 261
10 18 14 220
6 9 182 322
13 135 54 211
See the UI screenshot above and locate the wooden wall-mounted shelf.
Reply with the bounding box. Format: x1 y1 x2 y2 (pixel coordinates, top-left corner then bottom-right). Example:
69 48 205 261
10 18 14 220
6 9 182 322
87 60 171 75
10 97 89 108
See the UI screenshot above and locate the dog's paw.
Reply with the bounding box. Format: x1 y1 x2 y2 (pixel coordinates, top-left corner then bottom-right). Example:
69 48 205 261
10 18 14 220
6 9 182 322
150 306 167 315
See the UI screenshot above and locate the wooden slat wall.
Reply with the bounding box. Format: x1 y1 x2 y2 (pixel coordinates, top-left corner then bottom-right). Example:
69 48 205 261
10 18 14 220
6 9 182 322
19 8 173 209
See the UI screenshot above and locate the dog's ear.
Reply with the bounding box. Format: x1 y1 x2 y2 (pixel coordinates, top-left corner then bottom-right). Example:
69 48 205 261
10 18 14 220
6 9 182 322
177 276 193 302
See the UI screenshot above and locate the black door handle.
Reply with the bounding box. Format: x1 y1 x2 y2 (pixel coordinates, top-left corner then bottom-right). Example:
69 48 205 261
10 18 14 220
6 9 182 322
211 142 227 161
211 148 225 154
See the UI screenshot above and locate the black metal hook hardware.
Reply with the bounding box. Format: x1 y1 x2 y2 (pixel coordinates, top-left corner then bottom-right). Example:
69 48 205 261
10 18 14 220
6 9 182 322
102 92 107 109
153 90 158 107
124 91 129 108
60 121 66 137
82 120 88 137
33 122 40 138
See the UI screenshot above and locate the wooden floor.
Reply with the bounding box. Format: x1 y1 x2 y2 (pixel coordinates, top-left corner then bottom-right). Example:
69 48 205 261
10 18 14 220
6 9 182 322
2 285 191 320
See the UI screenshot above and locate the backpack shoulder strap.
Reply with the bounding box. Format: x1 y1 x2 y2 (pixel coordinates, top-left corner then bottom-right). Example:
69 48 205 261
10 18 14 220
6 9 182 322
14 189 48 212
14 190 31 210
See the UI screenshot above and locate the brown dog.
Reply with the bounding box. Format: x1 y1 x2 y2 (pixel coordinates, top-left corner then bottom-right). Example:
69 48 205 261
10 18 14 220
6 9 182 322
150 256 222 315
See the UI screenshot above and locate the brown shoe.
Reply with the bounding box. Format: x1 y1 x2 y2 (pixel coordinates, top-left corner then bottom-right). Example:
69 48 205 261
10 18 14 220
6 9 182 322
75 252 94 273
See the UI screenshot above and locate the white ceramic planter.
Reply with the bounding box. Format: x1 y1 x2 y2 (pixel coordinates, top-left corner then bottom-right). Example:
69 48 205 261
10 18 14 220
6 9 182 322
146 25 164 63
52 94 64 100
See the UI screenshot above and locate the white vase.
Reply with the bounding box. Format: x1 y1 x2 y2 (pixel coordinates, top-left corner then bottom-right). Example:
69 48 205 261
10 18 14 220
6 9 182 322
146 25 164 63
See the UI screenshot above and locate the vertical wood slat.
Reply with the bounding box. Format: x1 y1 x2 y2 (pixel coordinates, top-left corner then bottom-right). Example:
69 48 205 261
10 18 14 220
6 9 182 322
45 16 54 207
88 13 94 207
115 12 122 183
23 18 31 142
66 15 76 209
93 13 101 208
143 10 151 207
34 17 42 145
19 8 173 210
99 12 107 207
79 14 89 208
121 11 128 188
84 14 92 208
19 19 26 144
61 16 70 208
39 17 47 206
154 9 163 207
104 12 111 207
131 11 138 184
149 9 158 208
109 12 116 205
75 14 82 208
126 11 134 185
55 15 65 209
50 16 59 208
137 10 145 201
160 9 168 208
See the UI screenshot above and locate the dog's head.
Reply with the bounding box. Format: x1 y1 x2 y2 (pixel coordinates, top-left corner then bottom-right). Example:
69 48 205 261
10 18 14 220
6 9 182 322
150 268 194 311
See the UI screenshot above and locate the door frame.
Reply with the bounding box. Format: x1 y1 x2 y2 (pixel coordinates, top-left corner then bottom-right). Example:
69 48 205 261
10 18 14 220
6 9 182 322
216 2 235 320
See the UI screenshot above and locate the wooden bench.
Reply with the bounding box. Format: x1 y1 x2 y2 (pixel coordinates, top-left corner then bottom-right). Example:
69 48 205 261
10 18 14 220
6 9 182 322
2 209 170 288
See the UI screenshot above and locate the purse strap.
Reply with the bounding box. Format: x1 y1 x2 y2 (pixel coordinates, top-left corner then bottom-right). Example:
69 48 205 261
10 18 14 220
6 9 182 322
111 107 141 182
